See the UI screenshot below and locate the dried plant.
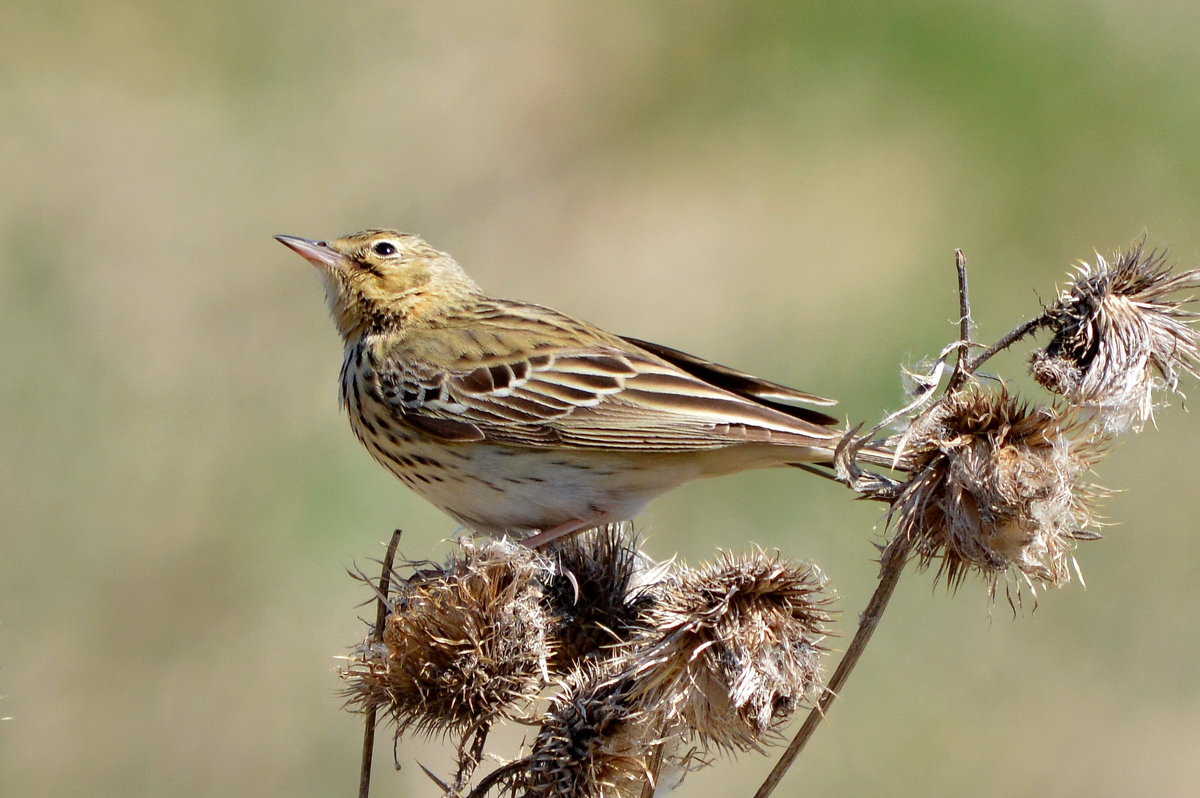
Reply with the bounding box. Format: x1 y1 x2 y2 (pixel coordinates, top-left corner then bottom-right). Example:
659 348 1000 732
890 386 1107 590
341 539 552 738
755 244 1200 798
342 531 830 795
513 666 677 798
541 525 660 667
1030 244 1200 431
626 550 832 752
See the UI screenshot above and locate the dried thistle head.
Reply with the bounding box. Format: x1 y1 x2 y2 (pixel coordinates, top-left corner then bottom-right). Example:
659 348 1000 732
892 386 1107 590
515 666 680 798
542 524 660 668
340 539 552 736
628 550 832 752
1030 244 1200 430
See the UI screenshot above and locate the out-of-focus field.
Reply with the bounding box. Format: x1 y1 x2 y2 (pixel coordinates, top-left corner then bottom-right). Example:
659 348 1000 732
4 3 1199 796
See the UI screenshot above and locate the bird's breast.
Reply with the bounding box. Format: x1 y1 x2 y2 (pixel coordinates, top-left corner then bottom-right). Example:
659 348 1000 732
339 355 701 533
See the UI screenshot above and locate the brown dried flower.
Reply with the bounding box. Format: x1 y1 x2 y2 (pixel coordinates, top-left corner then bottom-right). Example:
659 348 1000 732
627 550 832 751
892 386 1106 590
1030 245 1200 431
340 539 552 736
516 666 678 798
339 536 839 790
542 525 661 668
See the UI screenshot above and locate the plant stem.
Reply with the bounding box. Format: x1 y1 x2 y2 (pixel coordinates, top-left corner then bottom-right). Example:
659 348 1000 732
947 249 973 392
359 529 403 798
964 315 1048 377
752 534 912 798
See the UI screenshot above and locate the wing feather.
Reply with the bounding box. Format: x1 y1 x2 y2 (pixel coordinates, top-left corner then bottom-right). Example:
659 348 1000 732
372 303 839 451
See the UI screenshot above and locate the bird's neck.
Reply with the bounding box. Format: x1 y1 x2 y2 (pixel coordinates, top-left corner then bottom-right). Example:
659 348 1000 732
336 282 480 344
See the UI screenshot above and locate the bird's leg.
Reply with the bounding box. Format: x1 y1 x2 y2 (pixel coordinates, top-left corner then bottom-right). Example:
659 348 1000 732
520 513 608 549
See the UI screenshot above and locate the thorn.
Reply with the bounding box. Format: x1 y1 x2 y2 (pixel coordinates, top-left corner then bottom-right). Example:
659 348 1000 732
418 761 453 793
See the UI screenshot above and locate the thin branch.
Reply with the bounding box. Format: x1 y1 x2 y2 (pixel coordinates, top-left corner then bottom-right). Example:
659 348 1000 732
453 720 492 793
754 253 1040 794
638 738 667 798
752 534 912 798
758 252 994 798
947 249 973 392
950 248 1050 383
359 529 404 798
465 759 527 798
963 314 1049 377
956 249 971 345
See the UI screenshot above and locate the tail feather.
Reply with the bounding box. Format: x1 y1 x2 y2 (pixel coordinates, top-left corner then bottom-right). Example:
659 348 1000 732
621 335 841 427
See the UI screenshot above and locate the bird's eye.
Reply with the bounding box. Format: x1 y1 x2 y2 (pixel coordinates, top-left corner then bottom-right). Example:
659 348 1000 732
372 241 398 257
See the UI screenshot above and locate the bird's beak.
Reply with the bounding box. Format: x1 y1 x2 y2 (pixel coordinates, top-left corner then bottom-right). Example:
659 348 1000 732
274 235 350 270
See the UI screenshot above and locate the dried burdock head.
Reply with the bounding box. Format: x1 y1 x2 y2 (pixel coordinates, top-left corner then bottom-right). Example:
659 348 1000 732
514 666 680 798
892 386 1107 590
542 524 661 668
340 539 552 736
1030 244 1200 431
627 550 832 752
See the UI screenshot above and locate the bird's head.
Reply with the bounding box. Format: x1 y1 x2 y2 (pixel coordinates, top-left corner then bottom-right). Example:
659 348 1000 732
276 229 481 341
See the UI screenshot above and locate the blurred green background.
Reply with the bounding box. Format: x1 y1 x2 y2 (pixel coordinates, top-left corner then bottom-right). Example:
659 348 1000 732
4 1 1200 796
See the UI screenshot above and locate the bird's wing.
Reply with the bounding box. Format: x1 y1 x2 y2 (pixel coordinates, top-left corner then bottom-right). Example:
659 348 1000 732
618 336 838 419
373 303 840 451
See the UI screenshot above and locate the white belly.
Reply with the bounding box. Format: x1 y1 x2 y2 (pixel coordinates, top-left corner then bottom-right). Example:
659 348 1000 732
361 431 706 535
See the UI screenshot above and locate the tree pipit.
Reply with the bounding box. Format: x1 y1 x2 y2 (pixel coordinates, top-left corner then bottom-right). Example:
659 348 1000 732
279 229 861 547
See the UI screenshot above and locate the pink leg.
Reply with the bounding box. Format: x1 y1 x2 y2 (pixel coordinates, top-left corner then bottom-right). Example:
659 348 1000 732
520 513 608 549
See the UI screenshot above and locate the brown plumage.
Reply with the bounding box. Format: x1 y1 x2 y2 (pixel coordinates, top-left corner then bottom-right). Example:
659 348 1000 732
278 229 847 546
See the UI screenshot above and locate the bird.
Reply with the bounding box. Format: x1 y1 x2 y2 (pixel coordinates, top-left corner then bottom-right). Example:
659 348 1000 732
278 229 859 548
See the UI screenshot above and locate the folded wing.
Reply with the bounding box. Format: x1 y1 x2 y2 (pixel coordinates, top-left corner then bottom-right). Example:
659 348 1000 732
374 303 840 451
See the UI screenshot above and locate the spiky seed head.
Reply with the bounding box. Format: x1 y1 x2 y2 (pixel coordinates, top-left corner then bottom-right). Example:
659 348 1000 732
626 550 832 751
542 524 660 669
339 539 552 736
515 666 680 798
892 386 1107 591
1030 244 1200 431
